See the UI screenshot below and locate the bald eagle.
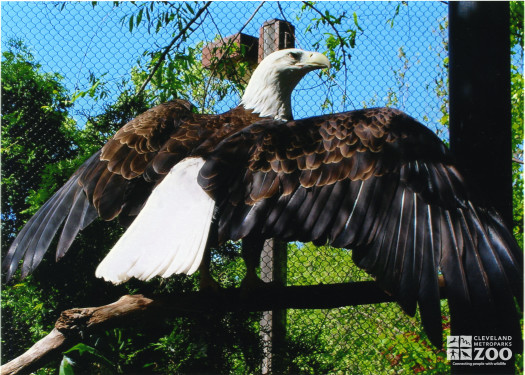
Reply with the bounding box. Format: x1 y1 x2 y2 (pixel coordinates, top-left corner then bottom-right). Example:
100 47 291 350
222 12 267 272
3 48 330 282
3 48 522 349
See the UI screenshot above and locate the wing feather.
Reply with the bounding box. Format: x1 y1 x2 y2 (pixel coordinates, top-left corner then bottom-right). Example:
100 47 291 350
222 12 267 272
5 101 266 282
11 176 79 278
416 205 442 347
200 107 522 347
56 188 98 260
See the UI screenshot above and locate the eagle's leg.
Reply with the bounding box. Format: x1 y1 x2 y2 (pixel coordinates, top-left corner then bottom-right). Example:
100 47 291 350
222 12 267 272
198 219 220 291
198 247 221 291
240 235 267 289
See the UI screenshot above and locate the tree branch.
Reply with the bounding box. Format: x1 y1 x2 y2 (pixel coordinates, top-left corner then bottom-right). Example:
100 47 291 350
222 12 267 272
200 1 265 111
1 282 446 375
300 1 354 110
136 1 212 97
1 295 156 375
0 329 71 375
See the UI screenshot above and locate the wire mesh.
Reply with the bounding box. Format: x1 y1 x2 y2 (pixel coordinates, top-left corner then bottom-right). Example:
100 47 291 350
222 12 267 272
2 2 455 374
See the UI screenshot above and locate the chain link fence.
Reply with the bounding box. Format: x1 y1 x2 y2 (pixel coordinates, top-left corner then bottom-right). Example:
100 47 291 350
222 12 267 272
3 2 458 374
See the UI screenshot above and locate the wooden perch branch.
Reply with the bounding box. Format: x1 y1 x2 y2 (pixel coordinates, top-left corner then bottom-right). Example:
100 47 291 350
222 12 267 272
2 281 441 375
1 328 72 375
1 295 156 375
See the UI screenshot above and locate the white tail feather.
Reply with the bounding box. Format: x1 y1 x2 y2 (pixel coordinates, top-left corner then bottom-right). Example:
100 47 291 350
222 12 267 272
95 157 214 284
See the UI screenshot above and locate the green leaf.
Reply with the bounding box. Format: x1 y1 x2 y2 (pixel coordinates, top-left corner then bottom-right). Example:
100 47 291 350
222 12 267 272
353 12 363 32
64 343 97 356
59 356 75 375
137 8 143 26
64 343 115 368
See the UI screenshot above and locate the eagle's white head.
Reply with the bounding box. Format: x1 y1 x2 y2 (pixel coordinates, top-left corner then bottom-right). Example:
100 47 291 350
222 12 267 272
241 48 330 121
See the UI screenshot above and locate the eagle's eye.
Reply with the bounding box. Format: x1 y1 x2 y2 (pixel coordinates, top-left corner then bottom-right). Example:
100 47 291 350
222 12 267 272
288 52 301 61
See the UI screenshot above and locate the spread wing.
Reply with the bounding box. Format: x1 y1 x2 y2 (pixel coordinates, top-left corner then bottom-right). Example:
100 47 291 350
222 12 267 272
3 99 199 281
199 107 523 347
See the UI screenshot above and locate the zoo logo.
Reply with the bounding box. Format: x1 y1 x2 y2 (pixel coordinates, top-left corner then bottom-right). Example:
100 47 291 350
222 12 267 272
446 336 513 362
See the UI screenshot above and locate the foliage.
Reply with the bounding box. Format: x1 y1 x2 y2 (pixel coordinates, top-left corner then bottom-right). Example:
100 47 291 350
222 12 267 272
84 1 247 114
1 39 76 245
510 1 524 246
130 41 249 112
300 2 363 72
385 46 411 110
118 1 200 35
431 17 450 140
297 2 365 112
1 278 56 363
510 1 524 49
0 40 79 364
285 243 450 374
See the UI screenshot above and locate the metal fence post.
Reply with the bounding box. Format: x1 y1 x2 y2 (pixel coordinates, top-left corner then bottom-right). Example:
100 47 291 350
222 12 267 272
449 3 515 374
449 1 513 228
257 19 294 375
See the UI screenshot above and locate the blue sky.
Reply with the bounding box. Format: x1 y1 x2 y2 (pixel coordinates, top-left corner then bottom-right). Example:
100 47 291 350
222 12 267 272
1 1 449 133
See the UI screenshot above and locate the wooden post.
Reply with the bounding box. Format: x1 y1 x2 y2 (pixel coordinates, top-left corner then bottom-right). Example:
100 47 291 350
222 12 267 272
257 19 294 375
258 19 295 62
260 239 288 375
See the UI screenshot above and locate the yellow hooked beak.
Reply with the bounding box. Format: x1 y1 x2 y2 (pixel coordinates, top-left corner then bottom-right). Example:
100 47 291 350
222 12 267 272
297 51 331 70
